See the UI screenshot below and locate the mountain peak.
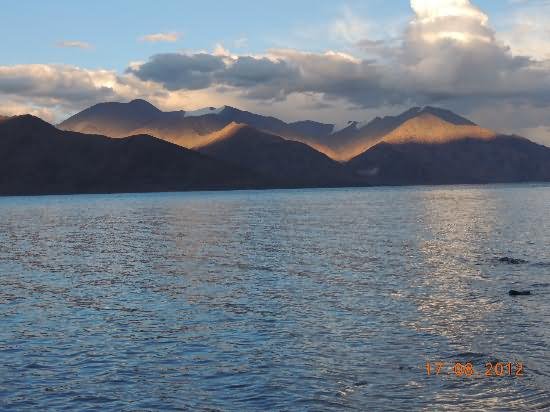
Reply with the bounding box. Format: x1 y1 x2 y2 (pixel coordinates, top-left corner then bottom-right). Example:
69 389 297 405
184 106 225 117
0 114 59 138
128 99 161 111
381 112 496 144
418 106 476 126
4 114 55 128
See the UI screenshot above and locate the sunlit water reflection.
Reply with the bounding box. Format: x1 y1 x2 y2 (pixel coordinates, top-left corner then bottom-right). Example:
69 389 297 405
1 185 549 410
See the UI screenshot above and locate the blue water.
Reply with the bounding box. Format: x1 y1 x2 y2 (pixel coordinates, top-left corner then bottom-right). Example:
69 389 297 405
1 186 549 411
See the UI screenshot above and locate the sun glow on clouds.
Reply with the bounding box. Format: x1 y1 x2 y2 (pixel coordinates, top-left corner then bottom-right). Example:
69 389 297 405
410 0 491 43
411 0 488 23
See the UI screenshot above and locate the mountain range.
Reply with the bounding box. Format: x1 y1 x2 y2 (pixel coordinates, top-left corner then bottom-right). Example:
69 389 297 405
0 114 260 195
58 101 486 161
1 100 550 195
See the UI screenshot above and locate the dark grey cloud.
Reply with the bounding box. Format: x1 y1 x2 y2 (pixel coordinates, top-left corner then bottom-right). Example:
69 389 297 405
220 56 297 86
123 0 550 114
127 53 225 90
128 50 399 107
125 36 550 112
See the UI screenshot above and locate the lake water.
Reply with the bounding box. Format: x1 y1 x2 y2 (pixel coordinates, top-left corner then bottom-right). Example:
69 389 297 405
0 185 549 411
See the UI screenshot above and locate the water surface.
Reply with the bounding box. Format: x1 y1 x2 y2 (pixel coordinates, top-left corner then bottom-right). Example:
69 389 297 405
1 185 549 410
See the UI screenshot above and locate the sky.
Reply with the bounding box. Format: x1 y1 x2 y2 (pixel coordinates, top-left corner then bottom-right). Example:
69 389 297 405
1 0 550 144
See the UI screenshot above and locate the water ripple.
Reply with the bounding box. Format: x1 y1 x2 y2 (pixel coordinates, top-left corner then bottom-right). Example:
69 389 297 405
1 186 550 410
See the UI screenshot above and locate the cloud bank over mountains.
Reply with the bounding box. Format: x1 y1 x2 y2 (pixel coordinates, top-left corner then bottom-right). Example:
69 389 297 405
1 0 550 142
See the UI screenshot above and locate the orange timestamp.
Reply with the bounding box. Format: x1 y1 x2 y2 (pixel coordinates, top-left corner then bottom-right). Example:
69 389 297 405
426 361 524 378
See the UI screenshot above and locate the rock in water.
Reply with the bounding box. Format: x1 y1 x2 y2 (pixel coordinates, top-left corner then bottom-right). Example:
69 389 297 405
509 290 531 296
499 257 528 265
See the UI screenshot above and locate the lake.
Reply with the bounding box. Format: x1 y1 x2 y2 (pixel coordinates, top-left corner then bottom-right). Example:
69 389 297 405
1 186 549 410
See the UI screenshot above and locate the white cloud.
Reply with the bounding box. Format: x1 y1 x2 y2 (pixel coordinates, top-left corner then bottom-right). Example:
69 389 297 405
0 101 57 122
57 40 92 49
411 0 488 24
330 6 371 44
498 2 550 60
139 32 181 43
234 37 248 49
0 64 166 121
409 0 492 44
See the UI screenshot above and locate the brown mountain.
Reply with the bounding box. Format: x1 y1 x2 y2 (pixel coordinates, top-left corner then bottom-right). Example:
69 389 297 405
58 99 334 151
196 123 352 186
59 101 517 165
314 106 480 161
57 99 229 148
380 113 496 144
347 115 550 185
9 104 550 193
0 115 262 195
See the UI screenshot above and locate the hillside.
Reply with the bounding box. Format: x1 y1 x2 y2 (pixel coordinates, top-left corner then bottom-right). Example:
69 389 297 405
196 123 351 186
0 115 262 195
347 133 550 185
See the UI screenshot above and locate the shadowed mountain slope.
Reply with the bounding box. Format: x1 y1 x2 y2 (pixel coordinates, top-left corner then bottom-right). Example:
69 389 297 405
24 102 550 190
196 123 352 186
0 115 262 195
347 121 550 185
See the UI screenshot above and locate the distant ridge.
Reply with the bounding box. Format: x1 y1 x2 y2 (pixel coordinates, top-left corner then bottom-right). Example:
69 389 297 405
59 99 334 151
60 99 506 162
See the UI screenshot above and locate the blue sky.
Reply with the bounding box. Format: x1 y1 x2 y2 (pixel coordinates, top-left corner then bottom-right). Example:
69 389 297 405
0 0 527 69
2 0 550 144
0 1 397 69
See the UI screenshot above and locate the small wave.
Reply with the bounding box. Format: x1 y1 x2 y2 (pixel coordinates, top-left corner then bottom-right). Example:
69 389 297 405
450 352 487 361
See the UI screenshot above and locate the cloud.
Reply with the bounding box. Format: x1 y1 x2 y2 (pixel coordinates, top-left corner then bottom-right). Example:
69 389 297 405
0 101 57 123
3 0 550 140
0 64 173 121
411 0 488 25
0 65 117 103
127 53 225 90
57 40 92 49
233 37 248 49
330 6 371 43
0 62 244 122
119 0 550 140
129 1 550 110
139 32 181 43
498 1 550 60
395 0 550 108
